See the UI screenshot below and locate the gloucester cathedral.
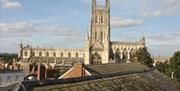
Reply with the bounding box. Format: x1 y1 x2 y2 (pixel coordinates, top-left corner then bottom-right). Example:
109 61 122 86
18 0 145 65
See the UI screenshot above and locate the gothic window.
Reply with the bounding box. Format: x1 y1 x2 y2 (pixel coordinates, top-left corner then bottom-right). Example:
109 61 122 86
95 16 97 23
24 51 27 56
32 51 35 56
61 52 63 57
104 32 106 39
39 52 42 56
95 32 97 40
46 52 49 57
115 48 121 63
92 52 101 64
100 31 103 41
68 52 71 57
101 16 103 23
76 52 79 58
53 52 56 57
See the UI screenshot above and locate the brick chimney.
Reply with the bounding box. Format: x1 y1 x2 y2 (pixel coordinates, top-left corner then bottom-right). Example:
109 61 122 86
37 64 46 80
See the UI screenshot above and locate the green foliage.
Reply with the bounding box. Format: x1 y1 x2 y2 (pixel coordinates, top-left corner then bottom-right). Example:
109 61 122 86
134 47 153 67
156 51 180 83
0 53 18 65
156 62 170 75
169 51 180 82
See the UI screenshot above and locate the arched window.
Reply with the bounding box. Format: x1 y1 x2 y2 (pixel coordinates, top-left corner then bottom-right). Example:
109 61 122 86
95 32 97 40
24 51 27 56
68 52 71 57
92 52 101 64
76 52 79 58
61 52 63 57
46 52 49 57
53 52 56 57
32 51 35 56
95 16 97 23
39 52 42 56
101 16 103 23
100 31 103 41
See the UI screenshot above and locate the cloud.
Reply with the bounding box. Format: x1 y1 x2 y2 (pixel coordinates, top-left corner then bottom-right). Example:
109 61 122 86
140 0 180 17
142 11 162 17
0 0 22 10
34 25 81 37
0 21 84 38
147 31 180 46
0 21 32 37
0 21 85 52
111 17 143 28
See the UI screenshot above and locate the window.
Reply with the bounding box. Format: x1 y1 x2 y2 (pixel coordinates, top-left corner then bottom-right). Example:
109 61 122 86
76 53 79 58
53 52 56 57
68 52 71 57
100 31 103 41
101 16 103 23
32 51 35 56
46 52 49 57
61 52 63 57
95 16 98 23
39 52 42 56
95 32 97 40
24 51 27 56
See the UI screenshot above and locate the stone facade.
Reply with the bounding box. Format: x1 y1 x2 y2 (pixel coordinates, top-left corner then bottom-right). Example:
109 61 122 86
18 0 145 65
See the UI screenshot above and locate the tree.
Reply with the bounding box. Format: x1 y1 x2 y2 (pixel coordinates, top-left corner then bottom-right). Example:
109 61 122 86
0 53 18 65
155 51 180 83
169 51 180 82
156 61 170 75
134 47 153 67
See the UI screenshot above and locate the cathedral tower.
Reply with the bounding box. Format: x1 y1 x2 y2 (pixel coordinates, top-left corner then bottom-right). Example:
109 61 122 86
85 0 110 64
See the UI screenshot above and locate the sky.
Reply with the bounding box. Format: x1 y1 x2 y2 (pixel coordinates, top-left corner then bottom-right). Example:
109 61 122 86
0 0 180 57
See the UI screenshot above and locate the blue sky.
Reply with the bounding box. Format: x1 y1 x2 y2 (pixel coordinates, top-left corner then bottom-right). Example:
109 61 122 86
0 0 179 57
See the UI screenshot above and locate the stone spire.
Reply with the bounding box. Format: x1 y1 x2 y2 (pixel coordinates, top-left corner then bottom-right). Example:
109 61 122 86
86 28 89 40
140 36 145 46
105 0 110 9
92 0 96 9
20 40 23 48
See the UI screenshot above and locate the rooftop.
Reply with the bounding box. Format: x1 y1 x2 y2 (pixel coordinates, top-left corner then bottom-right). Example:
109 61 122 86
85 63 148 75
111 41 140 46
19 63 180 91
